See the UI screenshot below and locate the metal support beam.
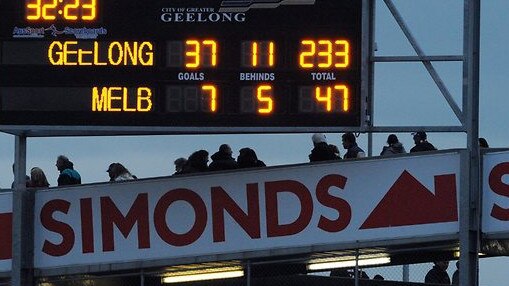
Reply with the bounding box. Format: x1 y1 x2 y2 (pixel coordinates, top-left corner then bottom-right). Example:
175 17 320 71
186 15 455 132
383 0 464 124
460 0 481 285
12 135 33 286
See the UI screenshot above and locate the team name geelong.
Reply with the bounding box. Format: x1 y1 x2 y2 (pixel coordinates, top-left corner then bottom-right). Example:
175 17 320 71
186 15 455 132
161 12 246 22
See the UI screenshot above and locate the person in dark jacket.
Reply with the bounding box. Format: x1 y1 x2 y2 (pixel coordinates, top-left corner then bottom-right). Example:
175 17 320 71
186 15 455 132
237 147 266 169
410 131 437 153
208 144 238 171
309 133 340 162
424 261 450 285
55 155 81 186
181 150 209 174
342 132 365 159
380 134 406 156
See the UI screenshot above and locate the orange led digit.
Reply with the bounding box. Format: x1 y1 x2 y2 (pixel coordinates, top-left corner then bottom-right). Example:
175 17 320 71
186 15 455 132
334 40 349 68
334 85 349 111
252 42 258 67
63 0 79 20
257 85 273 114
315 86 332 111
81 0 96 20
269 42 275 67
299 40 315 68
202 85 217 112
202 40 217 67
41 0 57 20
318 40 332 68
185 40 200 68
26 0 41 20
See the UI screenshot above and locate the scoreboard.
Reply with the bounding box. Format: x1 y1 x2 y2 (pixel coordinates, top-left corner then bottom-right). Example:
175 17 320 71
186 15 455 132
0 0 364 133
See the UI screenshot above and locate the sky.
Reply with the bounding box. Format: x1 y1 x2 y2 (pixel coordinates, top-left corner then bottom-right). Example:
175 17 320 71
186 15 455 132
0 0 508 285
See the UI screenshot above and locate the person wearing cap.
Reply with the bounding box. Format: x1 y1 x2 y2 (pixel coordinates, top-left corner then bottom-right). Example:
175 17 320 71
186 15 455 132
342 132 365 159
410 131 437 153
309 133 340 162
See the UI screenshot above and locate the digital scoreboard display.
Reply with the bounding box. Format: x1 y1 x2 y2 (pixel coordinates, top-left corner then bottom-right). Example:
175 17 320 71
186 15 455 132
0 0 364 132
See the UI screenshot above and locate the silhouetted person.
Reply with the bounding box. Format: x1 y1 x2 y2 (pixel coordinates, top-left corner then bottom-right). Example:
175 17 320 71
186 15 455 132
479 137 489 148
425 261 450 285
28 167 49 188
329 144 341 158
173 157 187 175
11 163 30 189
309 133 339 162
107 163 136 181
237 147 266 168
410 131 437 153
342 132 365 159
56 155 81 186
380 134 406 156
181 150 209 174
209 144 238 171
373 274 384 280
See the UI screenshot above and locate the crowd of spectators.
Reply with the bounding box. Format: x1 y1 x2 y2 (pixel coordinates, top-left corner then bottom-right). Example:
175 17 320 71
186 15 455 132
7 132 490 189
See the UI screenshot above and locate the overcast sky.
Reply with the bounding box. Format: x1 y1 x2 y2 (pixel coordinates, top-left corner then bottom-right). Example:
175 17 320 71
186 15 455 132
0 0 507 285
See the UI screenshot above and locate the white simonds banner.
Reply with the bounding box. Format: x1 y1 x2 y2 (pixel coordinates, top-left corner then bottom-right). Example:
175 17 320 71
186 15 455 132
0 191 12 272
482 150 509 236
33 152 461 270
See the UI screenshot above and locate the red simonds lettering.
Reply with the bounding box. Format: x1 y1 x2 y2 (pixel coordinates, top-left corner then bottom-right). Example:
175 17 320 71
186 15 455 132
80 198 94 253
154 189 207 246
100 193 150 251
490 162 509 221
265 180 313 237
41 199 75 257
211 183 261 242
316 174 352 232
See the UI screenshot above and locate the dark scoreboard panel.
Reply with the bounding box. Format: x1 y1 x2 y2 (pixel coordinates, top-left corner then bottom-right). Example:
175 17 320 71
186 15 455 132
0 0 363 131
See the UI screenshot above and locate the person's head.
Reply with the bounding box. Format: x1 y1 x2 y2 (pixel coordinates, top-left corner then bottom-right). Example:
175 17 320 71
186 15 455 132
107 163 129 181
174 157 187 173
188 150 209 168
238 147 257 162
342 132 356 149
219 144 232 156
312 133 327 145
329 144 340 157
30 167 49 187
56 155 72 171
434 261 449 271
373 274 384 280
412 131 427 144
479 137 489 148
387 134 399 145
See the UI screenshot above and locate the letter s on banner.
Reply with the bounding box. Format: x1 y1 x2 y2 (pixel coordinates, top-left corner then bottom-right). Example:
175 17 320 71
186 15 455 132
490 162 509 220
316 174 352 232
40 199 75 257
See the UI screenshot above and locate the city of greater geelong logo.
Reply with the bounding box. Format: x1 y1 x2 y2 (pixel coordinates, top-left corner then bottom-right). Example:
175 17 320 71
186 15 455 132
219 0 315 12
160 0 315 23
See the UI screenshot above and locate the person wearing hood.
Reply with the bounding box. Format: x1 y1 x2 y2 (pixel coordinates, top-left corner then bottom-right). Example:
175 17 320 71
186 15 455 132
56 155 81 186
209 144 238 171
380 134 406 156
309 133 340 162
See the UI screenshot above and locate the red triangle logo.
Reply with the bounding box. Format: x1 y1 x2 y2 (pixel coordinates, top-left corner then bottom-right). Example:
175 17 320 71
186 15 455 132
360 170 458 229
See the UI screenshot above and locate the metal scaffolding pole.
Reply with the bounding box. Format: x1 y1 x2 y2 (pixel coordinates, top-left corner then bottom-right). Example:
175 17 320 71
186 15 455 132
460 0 481 286
11 135 33 286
